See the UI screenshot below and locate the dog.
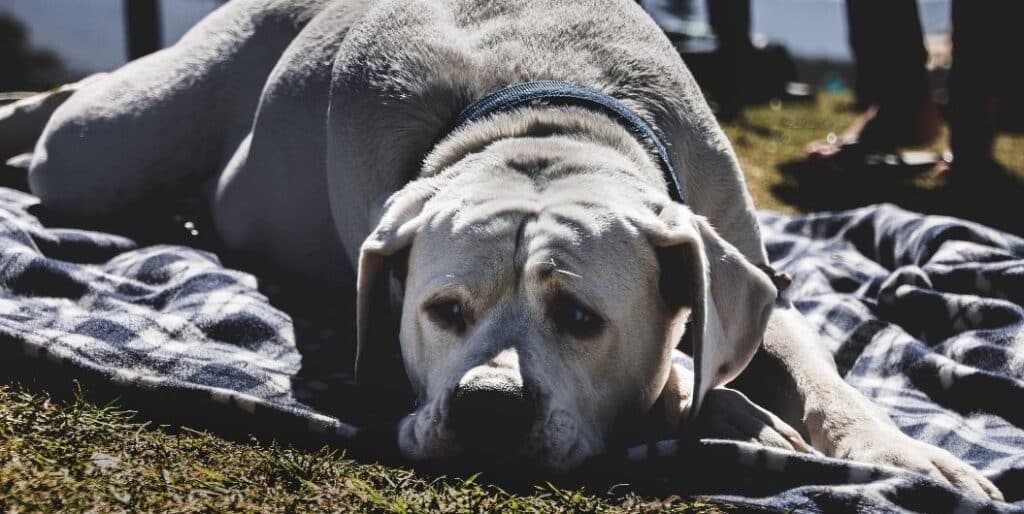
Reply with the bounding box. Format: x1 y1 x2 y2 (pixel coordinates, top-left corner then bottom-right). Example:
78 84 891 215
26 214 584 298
0 0 1002 499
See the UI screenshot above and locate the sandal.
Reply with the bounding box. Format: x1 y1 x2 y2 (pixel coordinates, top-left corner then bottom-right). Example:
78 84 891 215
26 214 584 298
807 133 944 171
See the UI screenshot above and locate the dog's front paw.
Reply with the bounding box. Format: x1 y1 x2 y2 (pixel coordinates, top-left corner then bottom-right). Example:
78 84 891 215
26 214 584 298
693 388 813 453
836 424 1003 501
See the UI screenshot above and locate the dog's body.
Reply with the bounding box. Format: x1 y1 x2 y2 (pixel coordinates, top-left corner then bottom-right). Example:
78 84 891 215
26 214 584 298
0 0 1002 498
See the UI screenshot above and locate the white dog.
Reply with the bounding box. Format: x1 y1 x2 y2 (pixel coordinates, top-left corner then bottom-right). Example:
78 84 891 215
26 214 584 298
0 0 1002 499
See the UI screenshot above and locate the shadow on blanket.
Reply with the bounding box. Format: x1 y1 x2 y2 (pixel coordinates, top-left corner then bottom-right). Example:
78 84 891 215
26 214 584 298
774 157 1024 237
0 165 1021 512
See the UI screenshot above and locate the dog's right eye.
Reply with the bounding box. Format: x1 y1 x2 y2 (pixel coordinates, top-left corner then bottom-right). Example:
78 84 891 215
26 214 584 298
549 294 604 340
424 299 467 334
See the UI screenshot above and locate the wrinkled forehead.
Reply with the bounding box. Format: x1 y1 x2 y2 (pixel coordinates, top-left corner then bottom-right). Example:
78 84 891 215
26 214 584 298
407 205 522 293
522 204 654 284
408 196 657 300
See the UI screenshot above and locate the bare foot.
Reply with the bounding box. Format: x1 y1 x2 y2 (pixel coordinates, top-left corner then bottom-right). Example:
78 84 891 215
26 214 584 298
807 93 942 160
806 105 880 159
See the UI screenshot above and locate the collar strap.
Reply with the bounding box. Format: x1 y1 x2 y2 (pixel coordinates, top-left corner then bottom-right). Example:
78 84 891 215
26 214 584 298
451 81 686 205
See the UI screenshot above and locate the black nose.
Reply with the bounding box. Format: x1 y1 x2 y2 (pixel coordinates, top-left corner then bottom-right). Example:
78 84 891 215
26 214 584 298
449 380 536 449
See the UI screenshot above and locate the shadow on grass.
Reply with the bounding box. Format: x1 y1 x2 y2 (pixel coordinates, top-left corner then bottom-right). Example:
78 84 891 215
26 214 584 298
772 158 1024 236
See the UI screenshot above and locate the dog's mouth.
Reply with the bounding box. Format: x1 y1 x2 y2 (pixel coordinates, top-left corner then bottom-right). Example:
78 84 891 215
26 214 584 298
398 398 595 472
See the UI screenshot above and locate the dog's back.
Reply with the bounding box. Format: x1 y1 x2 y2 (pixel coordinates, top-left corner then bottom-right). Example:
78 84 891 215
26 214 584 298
328 0 767 263
337 0 694 106
11 0 767 279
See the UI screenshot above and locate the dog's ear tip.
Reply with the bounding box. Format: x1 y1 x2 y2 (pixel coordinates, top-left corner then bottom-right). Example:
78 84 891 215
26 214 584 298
756 264 792 293
360 238 386 255
685 395 704 423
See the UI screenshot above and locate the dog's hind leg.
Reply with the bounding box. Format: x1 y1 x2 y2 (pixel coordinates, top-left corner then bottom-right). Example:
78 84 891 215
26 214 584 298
26 0 330 220
211 0 371 290
0 74 108 162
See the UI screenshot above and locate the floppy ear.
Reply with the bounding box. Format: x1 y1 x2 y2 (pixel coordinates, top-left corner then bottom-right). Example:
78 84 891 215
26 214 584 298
648 205 777 418
355 181 434 388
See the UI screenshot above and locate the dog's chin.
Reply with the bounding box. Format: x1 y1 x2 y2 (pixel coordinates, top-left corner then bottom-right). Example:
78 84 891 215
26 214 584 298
396 402 457 462
396 403 601 473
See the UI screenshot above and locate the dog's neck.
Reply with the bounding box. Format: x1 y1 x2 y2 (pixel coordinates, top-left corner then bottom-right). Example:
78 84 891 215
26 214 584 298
421 105 668 190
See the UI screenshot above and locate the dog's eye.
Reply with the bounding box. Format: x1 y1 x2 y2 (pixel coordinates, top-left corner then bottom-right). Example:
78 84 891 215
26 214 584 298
549 295 604 339
424 299 467 334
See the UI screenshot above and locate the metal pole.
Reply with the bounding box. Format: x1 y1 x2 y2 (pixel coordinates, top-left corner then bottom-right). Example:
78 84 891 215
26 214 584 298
124 0 162 60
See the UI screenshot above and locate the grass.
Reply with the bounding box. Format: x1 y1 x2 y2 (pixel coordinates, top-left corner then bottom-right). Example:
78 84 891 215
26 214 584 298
724 94 1024 234
1 93 1023 512
0 385 720 513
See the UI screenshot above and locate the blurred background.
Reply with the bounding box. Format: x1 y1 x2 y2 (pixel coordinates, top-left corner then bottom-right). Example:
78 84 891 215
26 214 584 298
1 0 1021 234
0 0 953 96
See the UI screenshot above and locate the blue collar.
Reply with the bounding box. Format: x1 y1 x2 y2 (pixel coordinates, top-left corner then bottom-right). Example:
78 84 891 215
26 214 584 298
450 81 686 205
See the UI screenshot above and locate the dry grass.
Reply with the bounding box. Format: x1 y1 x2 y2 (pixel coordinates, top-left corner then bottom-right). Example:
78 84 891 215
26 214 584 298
0 385 723 513
724 94 1024 235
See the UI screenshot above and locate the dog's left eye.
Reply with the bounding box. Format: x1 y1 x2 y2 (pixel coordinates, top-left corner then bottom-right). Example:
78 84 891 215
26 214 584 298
549 295 604 339
424 299 467 334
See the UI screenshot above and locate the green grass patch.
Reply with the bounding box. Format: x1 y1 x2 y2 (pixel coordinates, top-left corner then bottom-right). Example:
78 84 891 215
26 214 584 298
0 384 723 513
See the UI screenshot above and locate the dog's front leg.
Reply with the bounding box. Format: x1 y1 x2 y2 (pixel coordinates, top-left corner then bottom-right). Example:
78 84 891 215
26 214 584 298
734 302 1003 500
659 360 811 453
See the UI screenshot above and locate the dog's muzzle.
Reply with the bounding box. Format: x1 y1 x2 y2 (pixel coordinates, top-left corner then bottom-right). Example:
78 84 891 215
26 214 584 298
449 377 536 451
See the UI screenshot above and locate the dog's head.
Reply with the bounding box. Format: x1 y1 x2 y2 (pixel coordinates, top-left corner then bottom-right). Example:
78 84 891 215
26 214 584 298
356 133 775 471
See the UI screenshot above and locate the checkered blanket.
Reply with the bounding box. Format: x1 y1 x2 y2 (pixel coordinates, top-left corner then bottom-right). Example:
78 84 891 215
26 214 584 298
0 185 1020 512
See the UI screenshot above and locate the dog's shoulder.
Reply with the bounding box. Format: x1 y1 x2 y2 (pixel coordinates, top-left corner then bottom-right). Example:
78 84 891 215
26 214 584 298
328 0 766 262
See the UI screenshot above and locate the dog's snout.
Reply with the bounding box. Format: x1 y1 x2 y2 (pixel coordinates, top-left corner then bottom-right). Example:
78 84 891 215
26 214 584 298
449 379 535 448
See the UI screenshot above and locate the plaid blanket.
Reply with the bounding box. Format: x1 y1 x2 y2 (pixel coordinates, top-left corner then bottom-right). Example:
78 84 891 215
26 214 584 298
0 185 1020 512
